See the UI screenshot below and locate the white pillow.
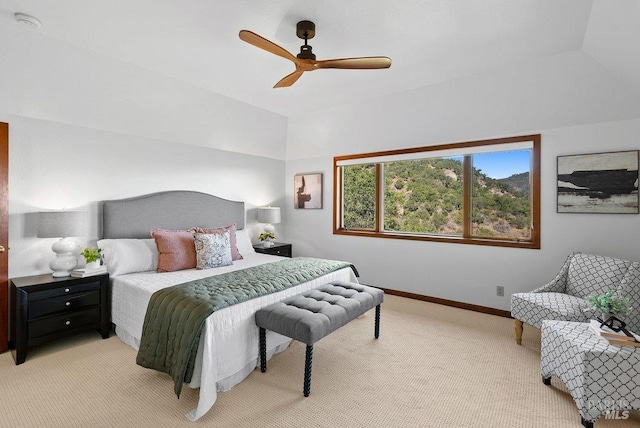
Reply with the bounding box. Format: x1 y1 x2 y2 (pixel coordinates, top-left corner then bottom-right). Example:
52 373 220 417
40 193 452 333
97 239 158 277
235 228 255 256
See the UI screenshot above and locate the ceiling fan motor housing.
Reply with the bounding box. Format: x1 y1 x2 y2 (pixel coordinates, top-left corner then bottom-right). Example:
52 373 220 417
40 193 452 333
297 45 316 60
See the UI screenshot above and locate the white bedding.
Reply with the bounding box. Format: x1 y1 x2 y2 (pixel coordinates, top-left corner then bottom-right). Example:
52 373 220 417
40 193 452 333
110 252 358 421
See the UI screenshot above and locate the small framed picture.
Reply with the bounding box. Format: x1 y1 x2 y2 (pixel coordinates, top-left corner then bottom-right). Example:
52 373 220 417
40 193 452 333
294 173 323 209
557 150 639 214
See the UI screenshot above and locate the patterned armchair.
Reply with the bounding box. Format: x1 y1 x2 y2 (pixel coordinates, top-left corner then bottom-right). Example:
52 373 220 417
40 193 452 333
511 253 640 345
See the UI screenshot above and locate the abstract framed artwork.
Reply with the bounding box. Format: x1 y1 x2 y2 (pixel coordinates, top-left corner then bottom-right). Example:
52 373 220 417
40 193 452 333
557 150 639 214
294 173 323 209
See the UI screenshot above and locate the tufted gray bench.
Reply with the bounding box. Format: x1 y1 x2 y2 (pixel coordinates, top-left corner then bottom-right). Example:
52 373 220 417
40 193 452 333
255 280 384 397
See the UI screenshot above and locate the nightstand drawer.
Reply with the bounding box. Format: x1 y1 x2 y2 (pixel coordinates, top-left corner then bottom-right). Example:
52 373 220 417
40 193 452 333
253 243 292 258
28 307 101 340
29 281 101 301
29 290 100 319
268 247 291 257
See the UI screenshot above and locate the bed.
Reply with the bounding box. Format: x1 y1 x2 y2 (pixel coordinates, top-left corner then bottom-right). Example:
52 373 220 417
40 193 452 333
99 191 358 421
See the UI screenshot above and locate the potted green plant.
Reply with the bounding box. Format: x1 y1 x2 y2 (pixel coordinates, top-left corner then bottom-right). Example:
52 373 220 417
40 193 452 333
258 231 276 248
586 289 632 322
80 247 101 269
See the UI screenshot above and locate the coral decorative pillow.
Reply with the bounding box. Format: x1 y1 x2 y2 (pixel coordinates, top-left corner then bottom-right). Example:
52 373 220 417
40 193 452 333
194 232 233 269
151 229 197 272
189 223 243 260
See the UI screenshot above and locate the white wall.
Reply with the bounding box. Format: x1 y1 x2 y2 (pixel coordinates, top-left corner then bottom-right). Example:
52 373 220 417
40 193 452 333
285 50 640 311
4 114 287 278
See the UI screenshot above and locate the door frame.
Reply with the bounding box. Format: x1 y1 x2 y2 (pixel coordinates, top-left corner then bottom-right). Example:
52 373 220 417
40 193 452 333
0 122 8 353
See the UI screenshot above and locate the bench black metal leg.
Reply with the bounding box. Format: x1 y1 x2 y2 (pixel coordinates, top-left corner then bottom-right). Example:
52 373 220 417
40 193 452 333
374 304 381 339
259 327 267 373
581 416 593 428
303 344 313 397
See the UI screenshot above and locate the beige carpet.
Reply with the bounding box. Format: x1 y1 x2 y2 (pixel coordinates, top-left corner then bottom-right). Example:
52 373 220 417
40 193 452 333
1 294 638 428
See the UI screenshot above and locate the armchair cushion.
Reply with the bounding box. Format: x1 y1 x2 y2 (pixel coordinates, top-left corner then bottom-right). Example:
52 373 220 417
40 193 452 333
511 292 590 329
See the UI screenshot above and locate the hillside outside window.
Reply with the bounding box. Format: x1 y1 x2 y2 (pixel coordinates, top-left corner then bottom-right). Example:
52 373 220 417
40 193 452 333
334 134 541 249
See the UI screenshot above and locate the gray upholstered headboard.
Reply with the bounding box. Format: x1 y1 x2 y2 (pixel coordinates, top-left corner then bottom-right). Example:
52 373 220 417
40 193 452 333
101 191 245 239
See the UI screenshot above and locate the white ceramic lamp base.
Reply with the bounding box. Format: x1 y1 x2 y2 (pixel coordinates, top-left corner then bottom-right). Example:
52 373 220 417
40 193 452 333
263 223 275 234
50 237 78 277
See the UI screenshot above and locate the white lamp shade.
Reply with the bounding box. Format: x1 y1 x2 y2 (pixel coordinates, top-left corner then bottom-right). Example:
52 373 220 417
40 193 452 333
38 211 84 238
258 207 281 225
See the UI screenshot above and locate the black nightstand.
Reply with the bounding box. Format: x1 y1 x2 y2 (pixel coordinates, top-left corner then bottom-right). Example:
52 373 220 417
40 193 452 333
10 273 110 365
253 242 292 258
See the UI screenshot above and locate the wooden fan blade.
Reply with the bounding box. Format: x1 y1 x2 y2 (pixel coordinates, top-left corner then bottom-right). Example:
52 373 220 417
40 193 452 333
316 56 392 69
239 30 298 63
274 70 304 88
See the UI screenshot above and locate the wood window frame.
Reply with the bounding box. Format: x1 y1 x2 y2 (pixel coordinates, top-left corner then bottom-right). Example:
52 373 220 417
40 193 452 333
333 134 541 249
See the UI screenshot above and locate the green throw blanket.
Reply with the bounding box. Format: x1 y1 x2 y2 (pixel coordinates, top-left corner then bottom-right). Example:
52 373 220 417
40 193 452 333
136 257 354 397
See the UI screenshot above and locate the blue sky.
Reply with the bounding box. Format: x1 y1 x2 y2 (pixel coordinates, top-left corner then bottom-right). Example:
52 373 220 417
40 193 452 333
472 150 531 179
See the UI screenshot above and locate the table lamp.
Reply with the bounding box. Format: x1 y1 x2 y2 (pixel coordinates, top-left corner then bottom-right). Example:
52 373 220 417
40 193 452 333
258 206 281 247
38 211 83 277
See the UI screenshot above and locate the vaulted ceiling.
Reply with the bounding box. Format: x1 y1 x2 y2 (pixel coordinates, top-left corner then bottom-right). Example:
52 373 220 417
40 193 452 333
1 0 638 118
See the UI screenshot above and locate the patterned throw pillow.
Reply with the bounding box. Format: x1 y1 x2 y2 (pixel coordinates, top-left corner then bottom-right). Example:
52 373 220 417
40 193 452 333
194 232 233 269
189 224 243 261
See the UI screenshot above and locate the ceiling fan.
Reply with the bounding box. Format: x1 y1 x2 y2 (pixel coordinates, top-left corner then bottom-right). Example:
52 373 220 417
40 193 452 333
239 20 392 88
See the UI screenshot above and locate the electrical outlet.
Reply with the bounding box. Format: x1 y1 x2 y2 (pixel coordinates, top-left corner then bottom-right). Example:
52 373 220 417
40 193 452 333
497 286 505 297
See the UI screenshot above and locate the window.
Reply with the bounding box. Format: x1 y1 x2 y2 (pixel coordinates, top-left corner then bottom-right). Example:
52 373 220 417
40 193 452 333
342 163 377 230
334 135 540 249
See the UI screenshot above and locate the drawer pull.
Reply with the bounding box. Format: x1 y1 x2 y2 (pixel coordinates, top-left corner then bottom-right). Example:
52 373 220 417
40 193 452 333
65 320 71 326
64 288 70 293
65 301 71 306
